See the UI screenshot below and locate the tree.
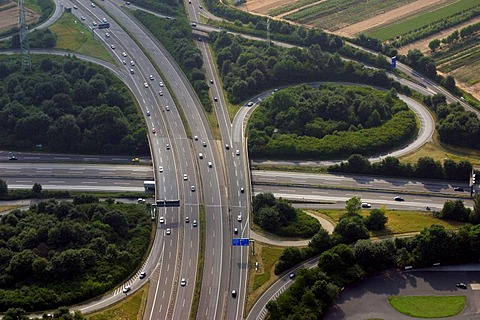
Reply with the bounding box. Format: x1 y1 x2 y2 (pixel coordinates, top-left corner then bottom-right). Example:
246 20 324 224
333 215 369 244
0 179 7 195
309 227 332 253
32 183 42 194
252 193 276 214
345 196 362 215
364 209 388 230
3 308 29 320
428 39 441 52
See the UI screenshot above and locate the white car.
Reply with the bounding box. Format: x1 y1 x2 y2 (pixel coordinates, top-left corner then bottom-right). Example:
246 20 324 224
146 110 150 116
194 135 198 141
247 101 254 107
166 143 170 150
149 75 154 80
91 2 95 7
191 185 196 192
159 90 163 96
159 166 163 172
130 60 135 66
183 174 188 180
81 16 85 20
110 44 115 49
159 81 164 87
105 32 110 38
202 141 207 147
130 69 134 74
166 228 171 235
237 214 242 222
122 60 127 65
235 150 240 155
208 162 212 168
144 83 149 88
192 219 197 227
159 216 165 224
166 106 170 111
122 286 131 293
122 52 127 57
92 21 97 26
73 5 77 9
180 278 186 286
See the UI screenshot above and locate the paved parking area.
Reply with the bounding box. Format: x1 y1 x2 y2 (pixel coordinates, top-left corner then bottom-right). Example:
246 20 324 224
325 269 480 320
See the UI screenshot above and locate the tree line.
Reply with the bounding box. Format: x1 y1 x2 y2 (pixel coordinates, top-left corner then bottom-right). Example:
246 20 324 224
0 197 151 311
132 11 213 113
0 55 148 155
247 84 417 160
268 195 480 319
253 193 320 238
329 154 473 182
429 21 480 52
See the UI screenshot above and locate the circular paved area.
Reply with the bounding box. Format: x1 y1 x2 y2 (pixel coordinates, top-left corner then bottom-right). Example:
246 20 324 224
325 268 480 320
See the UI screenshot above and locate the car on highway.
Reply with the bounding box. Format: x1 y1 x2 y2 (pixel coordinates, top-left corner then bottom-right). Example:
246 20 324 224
130 60 135 66
102 18 108 23
81 16 85 20
192 220 197 227
105 32 110 38
140 272 146 279
191 185 196 192
234 227 238 234
210 79 214 84
131 157 139 162
159 81 164 87
166 228 171 235
73 5 77 9
394 196 405 201
454 187 464 192
159 90 163 96
122 286 131 293
137 198 145 203
159 166 163 172
235 149 240 155
110 44 115 49
91 2 95 7
225 144 230 150
183 174 188 180
194 135 199 140
122 60 127 65
191 22 196 27
185 216 189 223
208 162 213 168
130 69 134 74
92 21 97 26
361 203 371 208
289 273 296 279
166 143 170 150
237 214 242 222
125 1 130 4
202 141 207 147
159 216 165 224
166 106 170 111
180 278 186 286
199 153 203 159
152 128 156 134
456 282 467 289
8 156 18 161
240 187 244 193
122 52 127 57
214 97 218 102
247 101 254 107
143 83 149 88
146 110 150 116
149 75 154 80
231 290 237 298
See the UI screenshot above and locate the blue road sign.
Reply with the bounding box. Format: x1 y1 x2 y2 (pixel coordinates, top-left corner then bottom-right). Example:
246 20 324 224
391 56 397 69
232 238 250 246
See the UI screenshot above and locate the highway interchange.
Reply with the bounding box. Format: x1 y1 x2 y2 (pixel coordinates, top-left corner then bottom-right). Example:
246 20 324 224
1 0 478 319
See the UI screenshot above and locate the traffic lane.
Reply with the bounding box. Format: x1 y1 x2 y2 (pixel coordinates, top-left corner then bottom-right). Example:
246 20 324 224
325 270 480 320
4 177 144 192
252 185 474 211
252 171 470 195
0 163 153 179
0 150 143 163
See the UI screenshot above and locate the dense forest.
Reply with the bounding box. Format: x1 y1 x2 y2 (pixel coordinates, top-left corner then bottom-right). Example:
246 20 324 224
0 55 148 155
248 84 417 159
210 32 395 104
268 194 480 319
0 197 151 310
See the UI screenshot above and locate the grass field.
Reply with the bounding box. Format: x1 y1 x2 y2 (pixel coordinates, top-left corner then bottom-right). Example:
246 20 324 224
49 13 114 63
284 0 416 31
388 296 466 318
86 283 149 320
315 209 465 236
0 205 21 213
367 0 480 40
246 243 284 313
399 141 480 166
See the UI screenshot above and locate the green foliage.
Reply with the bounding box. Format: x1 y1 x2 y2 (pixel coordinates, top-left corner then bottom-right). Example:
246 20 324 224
0 55 147 155
0 200 151 311
329 154 472 181
0 179 7 195
438 199 471 222
365 209 388 231
132 11 212 113
333 214 369 244
248 84 416 160
345 196 361 215
252 193 320 237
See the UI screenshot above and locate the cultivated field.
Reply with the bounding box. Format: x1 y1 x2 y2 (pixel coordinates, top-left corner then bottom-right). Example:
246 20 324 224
0 1 39 33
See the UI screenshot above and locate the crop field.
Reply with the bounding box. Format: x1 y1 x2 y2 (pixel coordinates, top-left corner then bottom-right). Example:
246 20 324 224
283 0 417 30
366 0 480 41
0 0 39 34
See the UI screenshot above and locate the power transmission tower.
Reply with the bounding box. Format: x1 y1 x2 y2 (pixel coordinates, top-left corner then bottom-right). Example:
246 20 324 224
18 0 31 71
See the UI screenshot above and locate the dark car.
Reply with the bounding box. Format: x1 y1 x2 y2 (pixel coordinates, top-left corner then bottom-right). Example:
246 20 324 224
456 282 467 289
231 290 237 298
394 196 405 201
8 156 18 161
289 273 296 279
454 187 464 192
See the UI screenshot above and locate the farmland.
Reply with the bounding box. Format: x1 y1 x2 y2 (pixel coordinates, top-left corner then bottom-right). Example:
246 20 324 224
0 0 39 34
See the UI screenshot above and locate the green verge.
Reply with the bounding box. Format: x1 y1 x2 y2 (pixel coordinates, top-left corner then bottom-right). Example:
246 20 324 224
86 283 149 320
367 0 480 41
388 296 466 318
316 209 466 236
49 13 113 63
